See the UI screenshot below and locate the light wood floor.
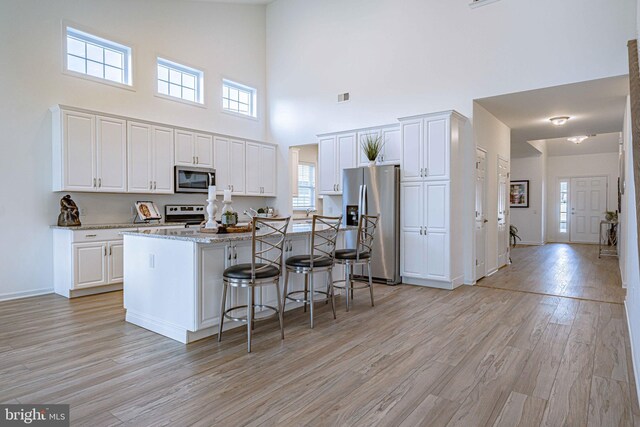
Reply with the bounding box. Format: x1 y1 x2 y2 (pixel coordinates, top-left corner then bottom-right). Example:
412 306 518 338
480 243 626 304
1 244 637 426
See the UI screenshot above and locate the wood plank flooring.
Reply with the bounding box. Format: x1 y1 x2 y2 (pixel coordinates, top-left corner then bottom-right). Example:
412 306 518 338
0 244 636 426
479 243 626 304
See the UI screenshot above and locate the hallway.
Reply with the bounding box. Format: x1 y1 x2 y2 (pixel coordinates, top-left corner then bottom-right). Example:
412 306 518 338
479 243 625 304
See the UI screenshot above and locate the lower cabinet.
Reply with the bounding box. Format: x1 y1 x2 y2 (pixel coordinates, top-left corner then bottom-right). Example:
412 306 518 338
73 242 108 289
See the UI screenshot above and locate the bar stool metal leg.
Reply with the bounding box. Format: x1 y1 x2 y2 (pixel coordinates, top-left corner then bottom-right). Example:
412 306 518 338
345 264 351 312
368 261 374 307
309 272 315 329
304 275 309 313
282 270 289 315
218 281 227 342
275 279 284 340
247 287 253 353
328 269 336 319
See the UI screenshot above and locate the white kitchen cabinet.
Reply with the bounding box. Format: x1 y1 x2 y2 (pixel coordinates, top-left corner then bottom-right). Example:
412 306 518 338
52 107 127 192
357 128 381 166
128 121 174 194
245 142 276 197
214 136 246 195
399 110 466 290
356 125 401 167
401 113 452 182
318 136 338 195
261 144 277 196
73 242 108 289
175 129 213 168
108 241 124 283
318 132 356 195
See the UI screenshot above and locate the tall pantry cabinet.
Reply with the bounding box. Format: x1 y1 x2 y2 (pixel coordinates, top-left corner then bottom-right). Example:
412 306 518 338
399 111 467 289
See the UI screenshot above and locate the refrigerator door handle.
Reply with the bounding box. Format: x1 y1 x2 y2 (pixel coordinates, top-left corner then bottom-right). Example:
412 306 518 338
363 184 368 215
358 185 363 218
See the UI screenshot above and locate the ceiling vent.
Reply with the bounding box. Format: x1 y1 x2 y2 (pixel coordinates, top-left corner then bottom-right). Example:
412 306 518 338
338 93 350 103
469 0 501 8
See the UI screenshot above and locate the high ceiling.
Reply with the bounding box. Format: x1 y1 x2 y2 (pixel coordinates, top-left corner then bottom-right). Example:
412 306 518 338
476 76 628 158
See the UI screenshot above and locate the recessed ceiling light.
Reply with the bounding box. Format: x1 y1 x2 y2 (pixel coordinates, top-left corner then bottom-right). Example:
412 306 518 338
568 136 588 144
549 116 570 126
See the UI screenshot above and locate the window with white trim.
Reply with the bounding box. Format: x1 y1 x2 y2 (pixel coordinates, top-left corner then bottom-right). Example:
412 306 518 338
559 180 568 233
65 26 131 85
157 58 203 104
293 163 316 210
222 79 256 117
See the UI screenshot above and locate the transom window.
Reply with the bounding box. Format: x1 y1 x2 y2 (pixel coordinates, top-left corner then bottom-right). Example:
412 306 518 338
293 163 316 210
65 26 131 85
559 181 568 233
222 79 256 117
157 58 203 104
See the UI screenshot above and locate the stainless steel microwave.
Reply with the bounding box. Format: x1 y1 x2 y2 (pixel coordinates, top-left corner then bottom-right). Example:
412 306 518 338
174 166 215 193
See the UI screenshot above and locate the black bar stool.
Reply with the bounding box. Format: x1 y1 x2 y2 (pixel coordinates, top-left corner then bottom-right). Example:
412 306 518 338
217 216 290 353
283 215 342 328
333 214 379 312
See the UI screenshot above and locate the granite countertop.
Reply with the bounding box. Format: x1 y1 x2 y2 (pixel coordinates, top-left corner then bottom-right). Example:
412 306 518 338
121 223 357 244
50 222 188 230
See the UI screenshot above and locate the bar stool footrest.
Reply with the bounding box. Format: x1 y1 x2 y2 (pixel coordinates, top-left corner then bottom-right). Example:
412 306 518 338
223 304 278 323
332 279 372 291
285 290 330 304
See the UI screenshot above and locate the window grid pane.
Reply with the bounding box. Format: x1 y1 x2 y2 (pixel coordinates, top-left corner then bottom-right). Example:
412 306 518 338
222 80 256 117
559 181 568 233
65 28 130 85
157 59 203 104
293 164 316 210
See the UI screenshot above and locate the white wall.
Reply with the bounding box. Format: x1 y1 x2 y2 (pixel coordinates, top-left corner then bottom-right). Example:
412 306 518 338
545 152 620 243
266 0 635 280
473 104 511 276
0 0 268 299
511 141 547 245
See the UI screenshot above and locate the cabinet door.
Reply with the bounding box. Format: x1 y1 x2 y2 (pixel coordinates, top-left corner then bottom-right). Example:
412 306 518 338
73 242 107 289
425 232 448 280
64 111 96 191
229 139 246 194
107 241 124 283
127 121 152 193
424 118 449 180
194 133 213 167
380 126 401 165
318 136 337 194
401 182 423 232
214 136 230 192
198 245 227 329
283 236 310 296
400 119 422 181
229 242 252 306
245 142 262 195
424 181 449 233
357 129 381 166
401 231 424 279
261 144 277 196
337 133 356 193
96 116 127 192
153 126 174 194
175 130 194 166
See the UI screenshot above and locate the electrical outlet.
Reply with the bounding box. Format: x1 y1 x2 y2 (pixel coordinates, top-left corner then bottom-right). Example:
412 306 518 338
149 254 155 269
130 206 136 215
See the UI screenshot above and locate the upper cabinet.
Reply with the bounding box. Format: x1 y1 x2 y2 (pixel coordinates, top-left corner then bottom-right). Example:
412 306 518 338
214 136 246 195
246 142 277 197
127 122 174 194
318 132 356 195
175 130 213 168
357 125 401 167
52 107 127 192
400 114 452 182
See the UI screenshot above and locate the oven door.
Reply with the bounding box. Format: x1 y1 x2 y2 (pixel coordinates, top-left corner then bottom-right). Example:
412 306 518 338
175 167 215 193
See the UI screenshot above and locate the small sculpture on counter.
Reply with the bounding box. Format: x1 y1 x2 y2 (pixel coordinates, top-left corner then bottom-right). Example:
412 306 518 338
57 194 81 227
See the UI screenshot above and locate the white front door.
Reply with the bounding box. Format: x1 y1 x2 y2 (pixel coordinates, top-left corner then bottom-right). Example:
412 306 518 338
497 157 509 267
570 176 607 243
475 149 487 281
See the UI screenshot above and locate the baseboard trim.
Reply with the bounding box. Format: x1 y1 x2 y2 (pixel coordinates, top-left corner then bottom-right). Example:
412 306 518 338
624 300 640 408
517 241 545 246
0 288 54 302
486 267 499 277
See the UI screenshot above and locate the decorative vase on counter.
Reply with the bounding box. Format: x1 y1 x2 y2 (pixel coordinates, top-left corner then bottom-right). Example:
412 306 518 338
368 160 376 167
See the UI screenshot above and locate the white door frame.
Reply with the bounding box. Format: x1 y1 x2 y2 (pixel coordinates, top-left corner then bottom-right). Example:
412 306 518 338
497 155 510 269
554 175 608 243
475 147 488 282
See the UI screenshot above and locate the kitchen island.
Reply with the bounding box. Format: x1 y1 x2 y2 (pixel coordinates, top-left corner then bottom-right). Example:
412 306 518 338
122 223 351 343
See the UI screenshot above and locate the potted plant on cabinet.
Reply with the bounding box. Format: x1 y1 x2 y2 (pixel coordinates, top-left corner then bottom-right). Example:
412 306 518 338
361 134 384 166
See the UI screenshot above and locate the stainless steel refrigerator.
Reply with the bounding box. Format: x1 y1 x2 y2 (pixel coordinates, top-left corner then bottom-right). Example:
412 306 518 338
342 165 400 285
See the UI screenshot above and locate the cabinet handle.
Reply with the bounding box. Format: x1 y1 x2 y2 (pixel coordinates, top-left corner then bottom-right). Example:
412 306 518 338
154 181 157 190
149 181 152 190
85 234 97 238
196 156 199 164
109 246 112 256
228 248 232 261
419 227 422 235
233 246 237 260
425 168 428 177
104 246 107 257
98 178 101 188
93 178 97 188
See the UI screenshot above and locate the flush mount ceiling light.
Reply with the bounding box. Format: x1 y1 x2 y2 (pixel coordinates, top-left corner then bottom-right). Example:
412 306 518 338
549 116 570 126
568 136 588 144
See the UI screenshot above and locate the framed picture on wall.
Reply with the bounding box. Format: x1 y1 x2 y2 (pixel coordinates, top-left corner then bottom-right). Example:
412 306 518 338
510 180 529 208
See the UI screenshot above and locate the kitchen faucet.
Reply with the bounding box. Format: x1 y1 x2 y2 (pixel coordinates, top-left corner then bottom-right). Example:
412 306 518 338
305 208 317 218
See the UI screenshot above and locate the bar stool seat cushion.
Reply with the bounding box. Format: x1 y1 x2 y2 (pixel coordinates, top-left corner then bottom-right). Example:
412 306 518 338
335 249 371 260
285 255 333 268
223 263 280 280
